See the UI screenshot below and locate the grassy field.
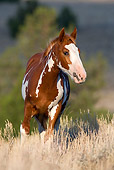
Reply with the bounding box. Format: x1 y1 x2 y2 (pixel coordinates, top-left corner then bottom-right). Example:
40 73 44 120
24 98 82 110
0 115 114 170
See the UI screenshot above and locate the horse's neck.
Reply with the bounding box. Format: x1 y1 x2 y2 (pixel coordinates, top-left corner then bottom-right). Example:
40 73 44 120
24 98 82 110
36 49 59 98
43 49 59 82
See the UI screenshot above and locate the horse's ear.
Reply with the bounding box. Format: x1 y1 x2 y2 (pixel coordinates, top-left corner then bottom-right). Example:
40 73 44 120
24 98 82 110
59 28 65 42
71 27 77 40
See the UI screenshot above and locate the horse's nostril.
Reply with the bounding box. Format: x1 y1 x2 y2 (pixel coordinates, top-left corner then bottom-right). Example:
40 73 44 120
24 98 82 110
73 72 77 77
79 74 84 81
73 72 80 81
81 77 83 80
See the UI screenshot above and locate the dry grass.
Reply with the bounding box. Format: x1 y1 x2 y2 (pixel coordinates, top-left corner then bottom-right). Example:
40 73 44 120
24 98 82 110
0 116 114 170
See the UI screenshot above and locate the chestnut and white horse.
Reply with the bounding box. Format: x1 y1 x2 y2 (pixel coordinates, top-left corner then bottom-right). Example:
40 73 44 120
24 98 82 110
20 28 87 142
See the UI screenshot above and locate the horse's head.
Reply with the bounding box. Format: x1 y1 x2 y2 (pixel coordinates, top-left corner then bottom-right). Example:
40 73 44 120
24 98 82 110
56 28 87 84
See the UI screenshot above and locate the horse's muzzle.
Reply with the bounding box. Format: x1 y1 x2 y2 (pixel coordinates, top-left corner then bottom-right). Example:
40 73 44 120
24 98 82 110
73 72 86 83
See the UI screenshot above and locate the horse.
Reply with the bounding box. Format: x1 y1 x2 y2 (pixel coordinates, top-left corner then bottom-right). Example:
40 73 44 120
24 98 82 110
20 28 87 142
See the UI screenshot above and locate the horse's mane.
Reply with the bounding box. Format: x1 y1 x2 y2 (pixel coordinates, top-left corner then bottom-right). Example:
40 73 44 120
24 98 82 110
44 37 59 57
26 37 59 73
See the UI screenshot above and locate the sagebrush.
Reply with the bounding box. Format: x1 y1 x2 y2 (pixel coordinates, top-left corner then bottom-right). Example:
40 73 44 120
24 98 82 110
0 115 114 170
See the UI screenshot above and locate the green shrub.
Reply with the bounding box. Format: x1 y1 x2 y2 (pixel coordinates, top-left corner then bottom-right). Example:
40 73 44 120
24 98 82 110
8 1 39 38
56 7 78 30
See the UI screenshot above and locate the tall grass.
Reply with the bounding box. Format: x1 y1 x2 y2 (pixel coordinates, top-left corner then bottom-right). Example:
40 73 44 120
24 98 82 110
0 115 114 170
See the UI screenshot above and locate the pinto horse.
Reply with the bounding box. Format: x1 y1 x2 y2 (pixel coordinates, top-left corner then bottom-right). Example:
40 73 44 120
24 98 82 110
20 28 87 142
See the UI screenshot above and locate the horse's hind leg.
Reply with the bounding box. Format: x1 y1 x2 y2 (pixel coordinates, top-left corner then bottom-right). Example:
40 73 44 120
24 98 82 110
35 114 47 133
35 114 48 144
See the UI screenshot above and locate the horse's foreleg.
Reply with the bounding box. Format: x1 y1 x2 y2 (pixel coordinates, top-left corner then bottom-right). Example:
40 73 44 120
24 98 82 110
20 100 33 143
44 101 62 142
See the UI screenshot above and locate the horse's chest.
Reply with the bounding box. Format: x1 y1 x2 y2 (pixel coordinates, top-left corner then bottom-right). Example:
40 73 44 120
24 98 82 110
48 76 64 110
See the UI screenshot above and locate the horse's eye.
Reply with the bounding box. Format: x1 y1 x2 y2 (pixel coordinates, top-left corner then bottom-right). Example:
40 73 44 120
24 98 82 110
63 51 69 56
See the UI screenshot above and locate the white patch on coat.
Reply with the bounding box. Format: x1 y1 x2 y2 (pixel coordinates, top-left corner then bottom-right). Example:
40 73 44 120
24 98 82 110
48 51 51 57
49 104 59 120
48 76 63 110
48 56 54 72
36 62 48 97
20 124 29 144
58 62 70 77
22 68 32 100
20 124 26 135
36 54 55 97
22 81 28 100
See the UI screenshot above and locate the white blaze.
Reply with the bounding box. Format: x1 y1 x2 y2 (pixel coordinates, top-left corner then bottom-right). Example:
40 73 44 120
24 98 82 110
65 43 86 83
65 43 84 73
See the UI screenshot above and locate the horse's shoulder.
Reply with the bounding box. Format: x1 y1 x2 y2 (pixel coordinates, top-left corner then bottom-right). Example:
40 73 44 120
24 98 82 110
26 53 44 72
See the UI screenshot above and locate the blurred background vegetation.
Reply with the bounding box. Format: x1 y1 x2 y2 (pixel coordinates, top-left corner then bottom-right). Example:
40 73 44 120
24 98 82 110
0 0 113 133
